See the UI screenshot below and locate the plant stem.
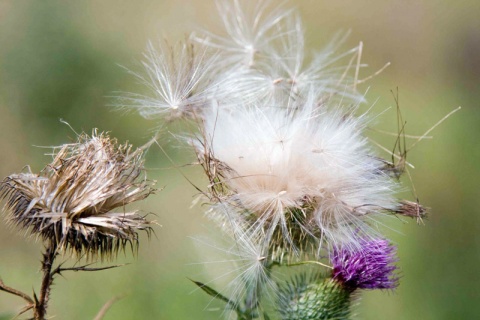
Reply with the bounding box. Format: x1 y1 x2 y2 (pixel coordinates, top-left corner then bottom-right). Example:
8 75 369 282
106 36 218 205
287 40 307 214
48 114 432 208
33 240 57 320
93 296 124 320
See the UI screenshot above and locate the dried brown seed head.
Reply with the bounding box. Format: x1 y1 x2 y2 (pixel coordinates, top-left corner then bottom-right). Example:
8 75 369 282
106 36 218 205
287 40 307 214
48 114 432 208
394 200 428 223
0 131 156 259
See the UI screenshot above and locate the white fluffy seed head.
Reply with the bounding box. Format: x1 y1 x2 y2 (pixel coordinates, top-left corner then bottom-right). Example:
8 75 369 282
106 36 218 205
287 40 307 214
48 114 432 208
123 1 365 126
117 40 218 121
195 91 398 254
194 0 294 68
193 1 364 107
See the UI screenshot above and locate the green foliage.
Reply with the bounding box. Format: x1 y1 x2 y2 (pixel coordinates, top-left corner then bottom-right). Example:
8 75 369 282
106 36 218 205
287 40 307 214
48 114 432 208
191 279 235 308
191 279 261 320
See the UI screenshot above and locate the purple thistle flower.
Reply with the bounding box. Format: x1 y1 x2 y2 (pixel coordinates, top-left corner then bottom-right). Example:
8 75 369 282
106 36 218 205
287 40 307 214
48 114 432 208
330 239 399 290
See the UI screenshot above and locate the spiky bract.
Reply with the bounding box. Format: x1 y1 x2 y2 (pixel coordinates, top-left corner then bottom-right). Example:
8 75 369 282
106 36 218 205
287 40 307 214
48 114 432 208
277 274 352 320
0 131 155 258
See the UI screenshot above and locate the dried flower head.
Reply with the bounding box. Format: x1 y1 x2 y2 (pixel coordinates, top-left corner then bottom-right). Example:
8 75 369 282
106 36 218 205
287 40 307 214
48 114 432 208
395 200 427 223
0 131 156 258
330 238 399 290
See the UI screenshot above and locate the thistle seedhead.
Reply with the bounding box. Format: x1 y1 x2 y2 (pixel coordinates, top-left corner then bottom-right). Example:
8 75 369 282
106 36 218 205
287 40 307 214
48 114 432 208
194 0 294 68
277 273 352 320
330 238 399 290
195 96 399 259
0 131 156 259
117 39 218 122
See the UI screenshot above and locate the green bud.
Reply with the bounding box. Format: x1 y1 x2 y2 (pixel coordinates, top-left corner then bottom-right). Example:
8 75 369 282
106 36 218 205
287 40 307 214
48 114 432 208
277 274 352 320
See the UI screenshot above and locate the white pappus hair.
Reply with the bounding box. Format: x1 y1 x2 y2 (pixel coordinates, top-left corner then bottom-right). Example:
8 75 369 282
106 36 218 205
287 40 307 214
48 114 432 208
117 40 218 121
196 90 398 255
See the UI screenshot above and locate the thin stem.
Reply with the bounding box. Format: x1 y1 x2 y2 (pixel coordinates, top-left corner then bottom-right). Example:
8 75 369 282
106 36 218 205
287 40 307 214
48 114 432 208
0 278 35 318
0 278 34 305
284 260 333 269
93 295 125 320
52 263 128 276
33 240 58 320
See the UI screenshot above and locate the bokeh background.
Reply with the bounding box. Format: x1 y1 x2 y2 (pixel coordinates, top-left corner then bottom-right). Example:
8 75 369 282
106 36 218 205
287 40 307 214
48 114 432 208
0 1 478 319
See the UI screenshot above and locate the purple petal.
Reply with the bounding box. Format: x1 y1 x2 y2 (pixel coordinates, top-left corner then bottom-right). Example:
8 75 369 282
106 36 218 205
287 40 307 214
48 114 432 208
330 239 399 290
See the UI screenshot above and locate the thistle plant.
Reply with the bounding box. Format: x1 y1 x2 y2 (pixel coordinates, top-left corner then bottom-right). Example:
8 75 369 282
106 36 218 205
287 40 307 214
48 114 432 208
0 1 462 318
118 0 432 318
0 130 156 319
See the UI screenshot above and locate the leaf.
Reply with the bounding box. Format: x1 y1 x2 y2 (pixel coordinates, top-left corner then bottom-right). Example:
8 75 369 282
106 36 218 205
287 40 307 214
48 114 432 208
190 279 235 307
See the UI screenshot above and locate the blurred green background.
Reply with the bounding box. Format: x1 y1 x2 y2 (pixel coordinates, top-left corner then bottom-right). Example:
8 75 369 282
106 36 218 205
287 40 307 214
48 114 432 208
0 1 478 319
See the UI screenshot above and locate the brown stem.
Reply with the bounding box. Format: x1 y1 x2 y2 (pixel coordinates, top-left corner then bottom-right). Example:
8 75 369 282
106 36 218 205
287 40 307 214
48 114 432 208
33 241 57 320
93 295 125 320
52 263 128 275
0 278 34 305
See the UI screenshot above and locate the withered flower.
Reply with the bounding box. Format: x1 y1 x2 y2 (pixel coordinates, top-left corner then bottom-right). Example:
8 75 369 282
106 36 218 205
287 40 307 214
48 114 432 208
0 131 156 258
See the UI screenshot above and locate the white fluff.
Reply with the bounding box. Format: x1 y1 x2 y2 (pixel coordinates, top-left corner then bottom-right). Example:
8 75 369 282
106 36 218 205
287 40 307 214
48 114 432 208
124 0 365 123
195 2 364 108
195 205 274 313
118 41 217 120
198 92 397 251
194 0 294 68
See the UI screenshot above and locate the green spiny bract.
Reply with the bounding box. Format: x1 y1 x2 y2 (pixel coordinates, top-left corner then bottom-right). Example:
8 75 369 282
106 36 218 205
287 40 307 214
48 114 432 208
277 274 352 320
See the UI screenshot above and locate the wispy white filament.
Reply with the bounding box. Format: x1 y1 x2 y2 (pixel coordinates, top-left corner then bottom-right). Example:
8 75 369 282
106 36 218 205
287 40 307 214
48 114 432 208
194 0 293 68
118 41 218 120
